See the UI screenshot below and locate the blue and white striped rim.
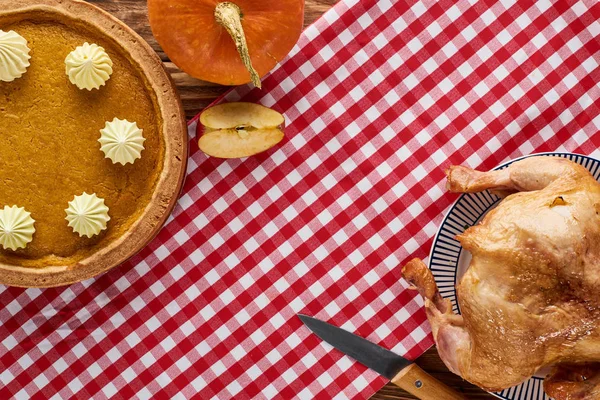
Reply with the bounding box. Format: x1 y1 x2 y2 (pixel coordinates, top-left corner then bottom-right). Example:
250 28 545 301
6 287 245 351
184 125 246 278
428 152 600 400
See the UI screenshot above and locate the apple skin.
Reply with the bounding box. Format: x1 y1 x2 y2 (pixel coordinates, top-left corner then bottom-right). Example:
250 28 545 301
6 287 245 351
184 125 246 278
198 128 284 159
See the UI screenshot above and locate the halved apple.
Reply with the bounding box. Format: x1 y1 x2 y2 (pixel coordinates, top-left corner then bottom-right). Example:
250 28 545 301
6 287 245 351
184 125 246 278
198 102 285 159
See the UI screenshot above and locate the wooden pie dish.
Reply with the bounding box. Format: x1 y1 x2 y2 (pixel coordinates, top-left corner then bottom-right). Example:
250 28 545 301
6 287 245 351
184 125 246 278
0 0 187 287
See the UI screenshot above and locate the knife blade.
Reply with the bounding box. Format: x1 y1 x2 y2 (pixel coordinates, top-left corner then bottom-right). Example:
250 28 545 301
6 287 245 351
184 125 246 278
298 314 410 379
298 314 464 400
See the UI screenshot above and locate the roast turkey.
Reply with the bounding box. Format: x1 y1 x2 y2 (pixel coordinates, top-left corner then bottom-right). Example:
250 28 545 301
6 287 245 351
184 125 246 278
403 156 600 396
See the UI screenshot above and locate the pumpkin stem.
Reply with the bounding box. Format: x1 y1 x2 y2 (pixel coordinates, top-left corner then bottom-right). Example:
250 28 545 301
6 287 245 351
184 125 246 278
215 2 262 88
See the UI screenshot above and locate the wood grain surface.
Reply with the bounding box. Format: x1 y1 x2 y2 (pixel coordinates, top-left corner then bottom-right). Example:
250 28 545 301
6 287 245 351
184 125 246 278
89 0 494 398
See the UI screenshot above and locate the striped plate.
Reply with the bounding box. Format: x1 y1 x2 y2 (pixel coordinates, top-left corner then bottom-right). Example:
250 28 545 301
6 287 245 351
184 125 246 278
428 152 600 400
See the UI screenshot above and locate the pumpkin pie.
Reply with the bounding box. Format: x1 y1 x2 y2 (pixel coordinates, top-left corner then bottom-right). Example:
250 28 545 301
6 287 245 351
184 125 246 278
0 0 187 287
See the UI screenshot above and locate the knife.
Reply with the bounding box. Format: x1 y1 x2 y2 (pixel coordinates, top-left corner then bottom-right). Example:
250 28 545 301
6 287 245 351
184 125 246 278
298 314 464 400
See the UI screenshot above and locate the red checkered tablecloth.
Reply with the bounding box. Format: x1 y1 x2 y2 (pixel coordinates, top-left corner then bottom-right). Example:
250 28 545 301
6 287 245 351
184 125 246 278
2 0 600 398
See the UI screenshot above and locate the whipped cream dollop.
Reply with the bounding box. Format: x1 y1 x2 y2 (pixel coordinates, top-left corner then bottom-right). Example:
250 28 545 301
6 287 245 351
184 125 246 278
65 42 113 90
0 30 31 82
0 205 35 251
65 193 110 238
99 118 146 165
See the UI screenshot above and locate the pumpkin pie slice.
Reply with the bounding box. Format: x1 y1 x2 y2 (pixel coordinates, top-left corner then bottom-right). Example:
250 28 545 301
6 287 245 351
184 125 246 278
0 0 187 287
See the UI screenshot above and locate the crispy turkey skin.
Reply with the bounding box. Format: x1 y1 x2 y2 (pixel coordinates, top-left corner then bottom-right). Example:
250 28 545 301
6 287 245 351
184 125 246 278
403 156 600 395
545 363 600 400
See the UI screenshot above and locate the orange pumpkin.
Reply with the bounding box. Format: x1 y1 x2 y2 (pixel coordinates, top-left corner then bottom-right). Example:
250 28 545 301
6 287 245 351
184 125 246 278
148 0 305 88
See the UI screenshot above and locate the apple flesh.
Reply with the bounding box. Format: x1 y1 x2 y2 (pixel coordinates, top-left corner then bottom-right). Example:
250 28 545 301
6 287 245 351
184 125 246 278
198 102 285 159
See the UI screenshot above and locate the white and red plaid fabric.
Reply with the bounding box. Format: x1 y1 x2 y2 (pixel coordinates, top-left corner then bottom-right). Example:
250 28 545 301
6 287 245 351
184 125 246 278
2 0 600 398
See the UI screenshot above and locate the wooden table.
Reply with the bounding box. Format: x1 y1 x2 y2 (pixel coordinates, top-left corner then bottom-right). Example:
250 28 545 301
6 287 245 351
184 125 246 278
92 0 494 398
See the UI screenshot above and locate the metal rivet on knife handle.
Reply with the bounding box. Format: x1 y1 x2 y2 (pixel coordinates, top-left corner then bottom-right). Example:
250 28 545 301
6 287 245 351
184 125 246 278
391 364 465 400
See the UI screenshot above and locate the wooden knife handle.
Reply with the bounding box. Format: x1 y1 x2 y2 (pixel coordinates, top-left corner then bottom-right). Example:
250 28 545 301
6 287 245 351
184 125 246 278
391 363 465 400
